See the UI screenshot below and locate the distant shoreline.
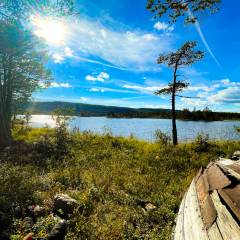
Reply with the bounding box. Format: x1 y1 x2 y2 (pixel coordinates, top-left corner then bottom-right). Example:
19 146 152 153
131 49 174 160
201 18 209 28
18 113 240 123
18 101 240 122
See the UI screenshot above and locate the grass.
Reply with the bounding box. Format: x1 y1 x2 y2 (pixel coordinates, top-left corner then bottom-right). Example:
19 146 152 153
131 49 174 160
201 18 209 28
0 127 239 239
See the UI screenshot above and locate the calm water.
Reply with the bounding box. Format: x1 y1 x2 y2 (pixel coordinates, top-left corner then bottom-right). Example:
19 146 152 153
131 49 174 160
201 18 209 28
27 115 240 142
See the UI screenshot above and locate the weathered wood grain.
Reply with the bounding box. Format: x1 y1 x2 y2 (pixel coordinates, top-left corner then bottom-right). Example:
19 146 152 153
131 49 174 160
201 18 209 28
174 180 209 240
206 165 231 191
207 222 223 240
196 173 217 229
174 194 186 240
218 159 236 166
227 163 240 175
211 191 240 240
218 186 240 221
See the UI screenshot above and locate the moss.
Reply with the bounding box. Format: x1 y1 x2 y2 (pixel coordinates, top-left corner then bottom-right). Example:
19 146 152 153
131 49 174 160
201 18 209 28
0 128 239 239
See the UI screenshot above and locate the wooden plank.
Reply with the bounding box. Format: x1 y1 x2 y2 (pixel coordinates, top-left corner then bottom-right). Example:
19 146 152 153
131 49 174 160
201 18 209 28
196 174 209 203
217 162 240 181
218 186 240 221
195 167 203 183
225 167 240 181
181 180 209 240
174 194 187 240
201 194 217 229
207 222 223 240
196 172 217 229
211 191 240 240
218 159 236 166
227 163 240 175
206 162 215 169
206 165 231 191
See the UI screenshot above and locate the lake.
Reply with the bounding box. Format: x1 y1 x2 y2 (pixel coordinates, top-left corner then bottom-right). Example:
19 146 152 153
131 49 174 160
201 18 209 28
26 115 240 142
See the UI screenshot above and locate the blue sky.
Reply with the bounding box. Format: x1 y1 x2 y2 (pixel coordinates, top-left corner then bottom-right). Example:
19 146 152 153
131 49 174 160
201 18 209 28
32 0 240 112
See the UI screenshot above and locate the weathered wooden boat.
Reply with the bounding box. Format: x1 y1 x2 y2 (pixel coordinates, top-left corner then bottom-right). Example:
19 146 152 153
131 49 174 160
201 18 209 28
173 151 240 240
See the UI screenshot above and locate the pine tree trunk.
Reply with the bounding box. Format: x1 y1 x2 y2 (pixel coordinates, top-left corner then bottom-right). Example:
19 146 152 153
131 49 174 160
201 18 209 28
0 100 12 149
0 59 13 149
172 66 178 145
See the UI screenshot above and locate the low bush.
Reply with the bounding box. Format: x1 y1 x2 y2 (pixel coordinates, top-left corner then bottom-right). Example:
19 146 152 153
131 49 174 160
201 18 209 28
154 129 171 145
192 133 211 152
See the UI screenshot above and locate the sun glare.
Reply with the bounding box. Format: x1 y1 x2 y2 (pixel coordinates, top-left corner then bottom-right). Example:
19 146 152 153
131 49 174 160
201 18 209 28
31 16 66 45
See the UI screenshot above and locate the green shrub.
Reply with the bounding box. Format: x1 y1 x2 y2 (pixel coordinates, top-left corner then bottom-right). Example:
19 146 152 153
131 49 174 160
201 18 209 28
154 129 171 145
193 133 211 152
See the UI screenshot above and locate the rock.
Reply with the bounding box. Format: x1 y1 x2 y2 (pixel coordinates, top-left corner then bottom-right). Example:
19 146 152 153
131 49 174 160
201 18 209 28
53 194 79 218
136 199 157 211
145 203 157 211
33 205 46 218
47 220 67 240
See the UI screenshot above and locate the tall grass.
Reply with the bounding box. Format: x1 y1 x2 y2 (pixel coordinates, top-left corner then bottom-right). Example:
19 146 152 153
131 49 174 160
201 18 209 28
1 127 239 239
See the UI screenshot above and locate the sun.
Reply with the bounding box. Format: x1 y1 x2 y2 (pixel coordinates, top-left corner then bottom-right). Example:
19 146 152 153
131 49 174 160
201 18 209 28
31 15 66 46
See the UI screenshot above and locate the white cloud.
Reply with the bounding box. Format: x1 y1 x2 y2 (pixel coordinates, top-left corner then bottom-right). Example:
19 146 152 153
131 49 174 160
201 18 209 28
180 98 208 108
52 53 64 63
80 97 88 101
90 88 105 92
143 104 168 109
64 17 173 71
208 87 240 103
64 47 73 57
142 34 158 41
100 29 107 38
50 82 72 88
187 85 215 92
85 72 110 82
153 22 174 32
220 78 240 87
123 84 165 93
98 72 109 80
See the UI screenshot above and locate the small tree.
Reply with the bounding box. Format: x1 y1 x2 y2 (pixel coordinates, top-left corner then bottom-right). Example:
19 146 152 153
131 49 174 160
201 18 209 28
155 41 204 145
147 0 221 24
0 1 75 148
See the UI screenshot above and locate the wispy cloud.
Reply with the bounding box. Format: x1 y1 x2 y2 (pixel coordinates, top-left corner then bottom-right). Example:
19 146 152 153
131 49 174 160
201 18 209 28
123 84 166 93
40 82 72 88
90 88 105 92
179 98 208 108
219 78 240 87
89 87 135 94
52 53 64 63
50 82 72 88
59 17 174 71
64 47 73 57
208 87 240 103
80 97 88 101
188 10 221 67
187 85 216 92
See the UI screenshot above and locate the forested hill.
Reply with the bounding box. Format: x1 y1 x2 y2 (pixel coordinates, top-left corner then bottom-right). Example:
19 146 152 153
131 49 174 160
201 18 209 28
19 101 240 121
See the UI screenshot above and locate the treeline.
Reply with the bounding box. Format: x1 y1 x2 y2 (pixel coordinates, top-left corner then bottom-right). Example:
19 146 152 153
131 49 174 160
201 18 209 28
107 108 240 121
19 102 240 121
